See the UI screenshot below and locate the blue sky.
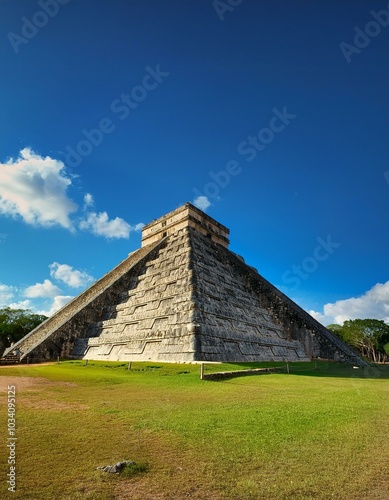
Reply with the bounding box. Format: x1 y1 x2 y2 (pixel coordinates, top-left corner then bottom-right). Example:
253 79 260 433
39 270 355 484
0 0 388 324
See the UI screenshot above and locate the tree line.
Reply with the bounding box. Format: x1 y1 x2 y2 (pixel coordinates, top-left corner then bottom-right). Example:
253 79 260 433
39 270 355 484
327 319 389 363
0 308 47 356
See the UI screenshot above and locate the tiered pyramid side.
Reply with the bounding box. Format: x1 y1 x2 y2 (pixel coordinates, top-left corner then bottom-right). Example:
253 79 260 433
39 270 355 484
190 229 309 362
80 228 197 362
189 228 366 365
3 239 166 362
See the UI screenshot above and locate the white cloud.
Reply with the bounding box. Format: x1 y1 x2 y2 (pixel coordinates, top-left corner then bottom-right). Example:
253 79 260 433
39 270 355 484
0 148 144 240
83 193 94 208
0 284 15 305
8 300 32 310
133 222 145 232
0 148 78 229
49 262 94 288
310 281 389 326
79 211 143 239
24 279 61 299
39 295 74 317
193 196 211 212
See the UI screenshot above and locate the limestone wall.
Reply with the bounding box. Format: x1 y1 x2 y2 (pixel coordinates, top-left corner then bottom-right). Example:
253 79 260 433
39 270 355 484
82 229 197 362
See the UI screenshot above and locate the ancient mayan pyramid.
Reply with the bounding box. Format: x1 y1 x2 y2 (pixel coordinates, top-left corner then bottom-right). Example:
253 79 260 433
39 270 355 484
5 203 364 365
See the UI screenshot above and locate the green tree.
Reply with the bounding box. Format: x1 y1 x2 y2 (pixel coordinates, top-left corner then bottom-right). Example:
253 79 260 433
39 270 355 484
328 319 389 363
0 308 47 355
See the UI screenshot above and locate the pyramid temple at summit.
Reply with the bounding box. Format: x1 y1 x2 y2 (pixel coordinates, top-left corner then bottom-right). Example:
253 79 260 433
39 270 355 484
4 203 365 365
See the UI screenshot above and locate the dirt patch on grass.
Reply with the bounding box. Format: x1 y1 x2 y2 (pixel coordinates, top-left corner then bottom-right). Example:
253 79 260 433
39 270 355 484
0 376 76 392
113 458 226 500
19 395 88 411
0 376 85 410
0 362 56 368
114 477 225 500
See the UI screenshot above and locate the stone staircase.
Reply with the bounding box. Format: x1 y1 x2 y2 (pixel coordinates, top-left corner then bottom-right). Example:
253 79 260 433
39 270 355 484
0 352 20 365
1 239 165 362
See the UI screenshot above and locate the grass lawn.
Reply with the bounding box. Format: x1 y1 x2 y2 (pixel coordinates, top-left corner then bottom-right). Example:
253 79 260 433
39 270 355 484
0 360 388 499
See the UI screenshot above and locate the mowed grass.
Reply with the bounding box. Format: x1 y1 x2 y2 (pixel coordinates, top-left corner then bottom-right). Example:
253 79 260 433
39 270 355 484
0 361 388 499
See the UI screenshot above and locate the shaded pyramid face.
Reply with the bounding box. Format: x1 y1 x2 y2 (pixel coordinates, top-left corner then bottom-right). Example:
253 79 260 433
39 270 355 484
4 203 365 366
189 228 310 362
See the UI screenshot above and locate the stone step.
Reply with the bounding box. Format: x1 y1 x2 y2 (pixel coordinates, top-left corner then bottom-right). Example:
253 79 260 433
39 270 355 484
0 353 20 365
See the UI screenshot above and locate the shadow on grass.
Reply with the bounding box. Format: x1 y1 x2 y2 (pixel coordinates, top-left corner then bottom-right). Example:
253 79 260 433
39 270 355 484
13 359 389 381
290 362 389 380
203 361 389 381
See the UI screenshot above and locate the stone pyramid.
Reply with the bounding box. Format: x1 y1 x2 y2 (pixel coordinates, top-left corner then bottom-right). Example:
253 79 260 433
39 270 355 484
4 203 365 365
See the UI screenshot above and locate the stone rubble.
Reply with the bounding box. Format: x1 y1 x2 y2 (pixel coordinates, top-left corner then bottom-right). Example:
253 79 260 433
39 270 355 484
96 461 135 474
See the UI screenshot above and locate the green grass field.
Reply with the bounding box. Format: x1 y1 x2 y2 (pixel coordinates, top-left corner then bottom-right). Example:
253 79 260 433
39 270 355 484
1 361 388 499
